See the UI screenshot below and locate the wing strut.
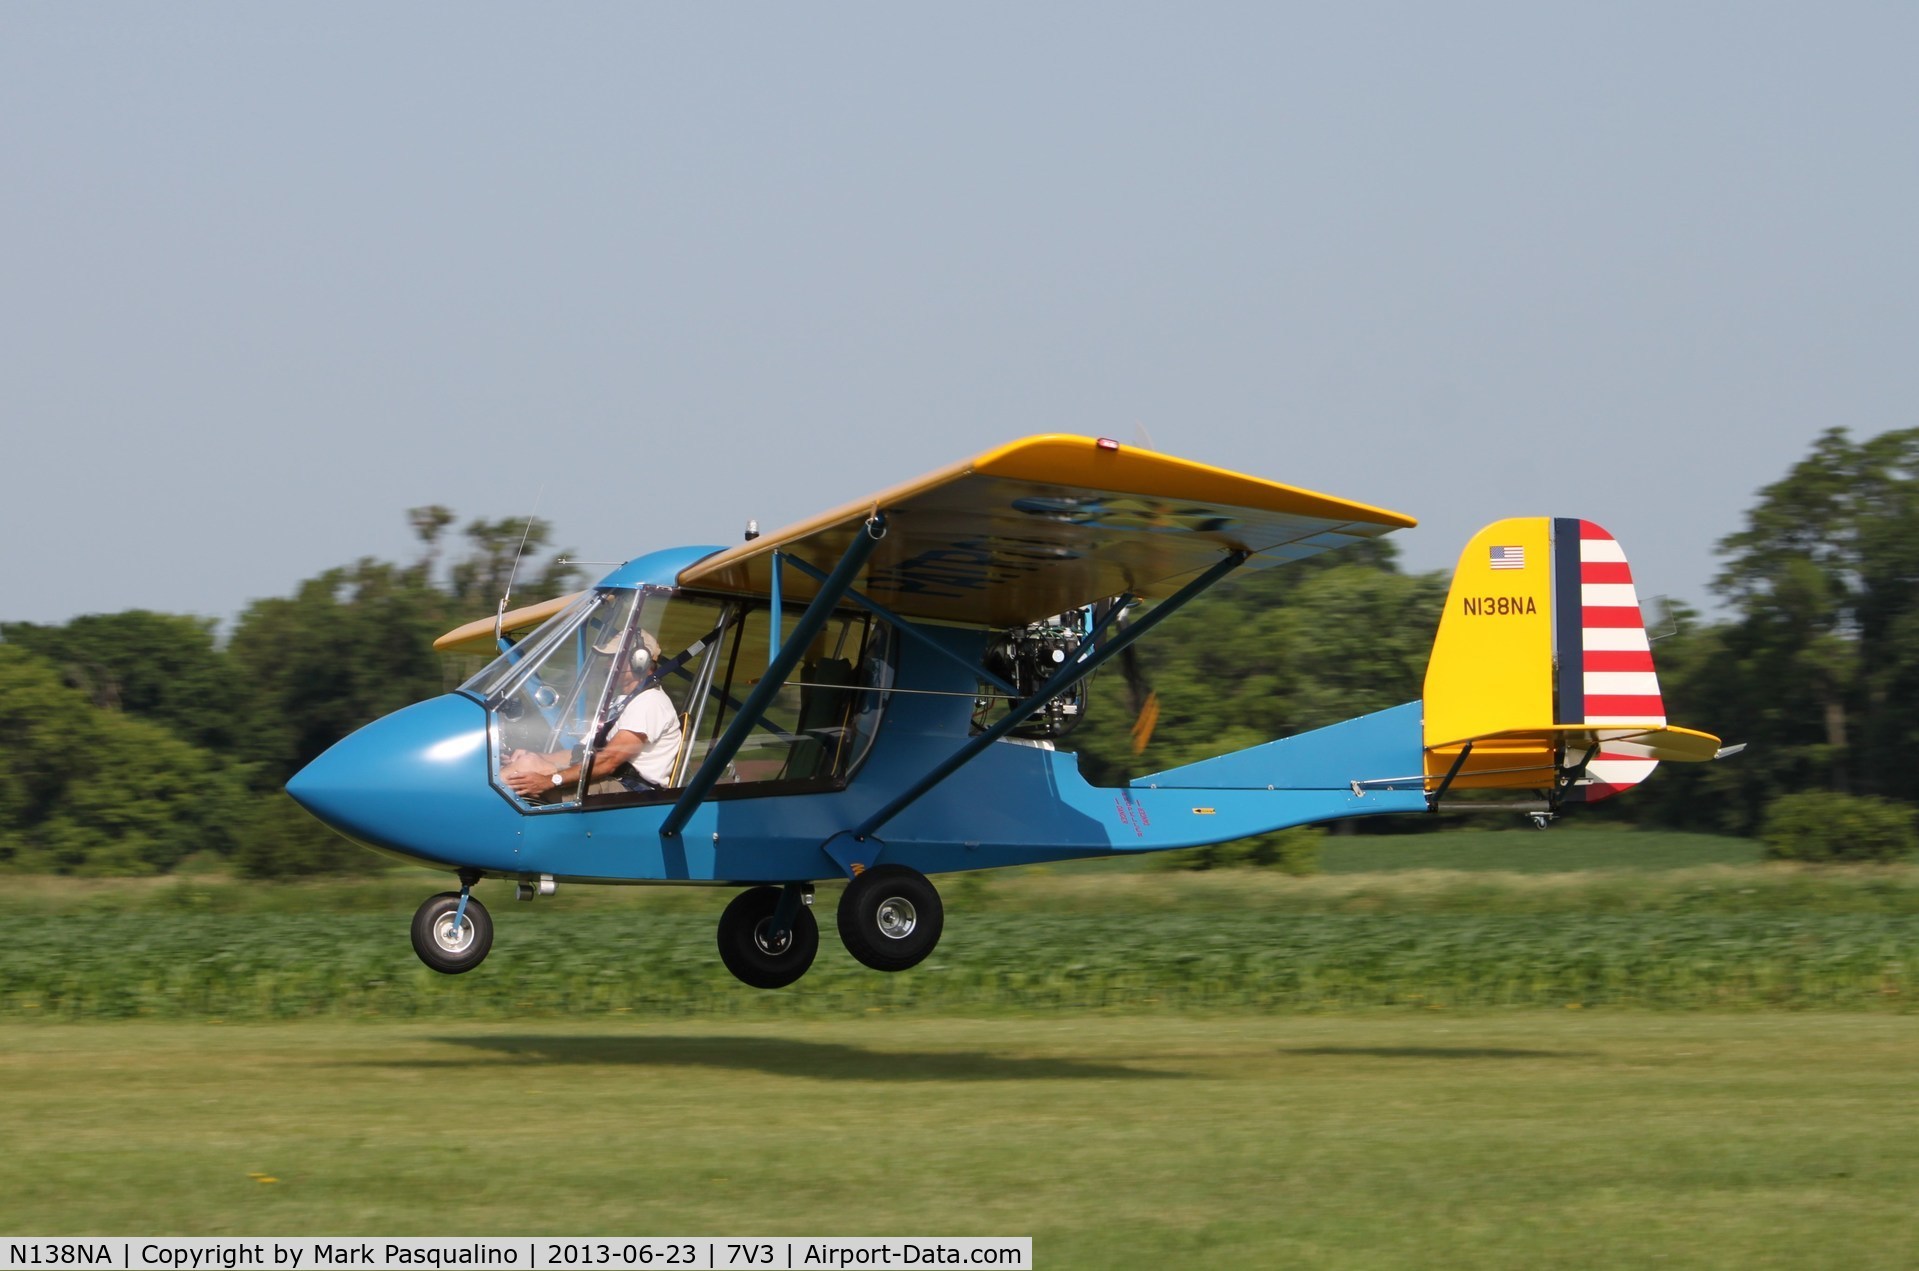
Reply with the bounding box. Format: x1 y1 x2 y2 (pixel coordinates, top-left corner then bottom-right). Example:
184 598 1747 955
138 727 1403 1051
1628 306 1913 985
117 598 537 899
851 550 1249 843
659 515 888 840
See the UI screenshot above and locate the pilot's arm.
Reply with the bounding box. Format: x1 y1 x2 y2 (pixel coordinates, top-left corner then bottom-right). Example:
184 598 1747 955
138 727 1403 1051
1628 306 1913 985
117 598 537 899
502 728 649 798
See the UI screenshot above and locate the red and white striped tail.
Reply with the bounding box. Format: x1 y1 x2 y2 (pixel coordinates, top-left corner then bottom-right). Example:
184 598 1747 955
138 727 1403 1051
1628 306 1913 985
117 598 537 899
1558 520 1662 802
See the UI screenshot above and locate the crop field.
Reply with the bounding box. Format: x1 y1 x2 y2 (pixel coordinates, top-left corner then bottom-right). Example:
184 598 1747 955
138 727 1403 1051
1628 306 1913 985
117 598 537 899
3 833 1918 1020
5 832 1919 1265
6 907 1919 1019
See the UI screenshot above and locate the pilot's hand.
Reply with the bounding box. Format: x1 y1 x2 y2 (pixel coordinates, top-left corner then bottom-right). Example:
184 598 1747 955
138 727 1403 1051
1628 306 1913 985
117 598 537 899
502 764 558 798
500 750 544 779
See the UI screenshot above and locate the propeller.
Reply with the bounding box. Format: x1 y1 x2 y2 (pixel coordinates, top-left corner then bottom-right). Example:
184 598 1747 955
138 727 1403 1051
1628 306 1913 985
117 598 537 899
1093 596 1160 755
1128 678 1160 755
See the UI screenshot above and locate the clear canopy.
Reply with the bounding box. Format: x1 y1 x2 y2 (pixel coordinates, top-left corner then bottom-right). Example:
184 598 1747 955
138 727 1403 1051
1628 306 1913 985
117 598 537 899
460 587 890 806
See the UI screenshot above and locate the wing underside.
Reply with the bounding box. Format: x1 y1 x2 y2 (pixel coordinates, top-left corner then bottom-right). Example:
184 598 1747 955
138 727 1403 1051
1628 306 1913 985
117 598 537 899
678 434 1416 628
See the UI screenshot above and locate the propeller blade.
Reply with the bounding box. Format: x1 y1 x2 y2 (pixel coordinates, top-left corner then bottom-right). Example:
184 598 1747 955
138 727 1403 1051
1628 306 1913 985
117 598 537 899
1130 689 1160 755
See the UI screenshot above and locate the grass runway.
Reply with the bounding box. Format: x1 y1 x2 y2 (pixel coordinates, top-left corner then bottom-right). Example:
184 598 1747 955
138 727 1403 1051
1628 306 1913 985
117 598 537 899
5 1013 1919 1269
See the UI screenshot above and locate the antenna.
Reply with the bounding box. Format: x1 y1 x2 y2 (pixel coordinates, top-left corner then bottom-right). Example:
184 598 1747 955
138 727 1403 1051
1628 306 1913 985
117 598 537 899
494 486 545 646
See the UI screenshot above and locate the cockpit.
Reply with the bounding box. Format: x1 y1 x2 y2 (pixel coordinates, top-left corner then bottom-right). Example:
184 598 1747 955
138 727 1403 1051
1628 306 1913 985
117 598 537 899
457 586 893 808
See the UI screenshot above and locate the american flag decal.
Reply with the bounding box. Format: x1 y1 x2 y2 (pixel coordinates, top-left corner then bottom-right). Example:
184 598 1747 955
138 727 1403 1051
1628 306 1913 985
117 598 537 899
1488 545 1526 570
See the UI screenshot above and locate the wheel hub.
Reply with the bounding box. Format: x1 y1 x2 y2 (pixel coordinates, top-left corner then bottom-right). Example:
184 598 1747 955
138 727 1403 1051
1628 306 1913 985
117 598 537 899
753 919 794 956
875 896 918 940
433 914 476 954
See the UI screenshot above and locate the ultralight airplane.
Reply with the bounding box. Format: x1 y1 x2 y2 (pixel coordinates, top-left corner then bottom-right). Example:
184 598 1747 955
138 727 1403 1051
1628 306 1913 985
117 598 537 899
286 435 1734 988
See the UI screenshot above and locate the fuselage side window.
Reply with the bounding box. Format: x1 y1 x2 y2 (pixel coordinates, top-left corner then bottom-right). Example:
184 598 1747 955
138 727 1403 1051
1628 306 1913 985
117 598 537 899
695 603 875 787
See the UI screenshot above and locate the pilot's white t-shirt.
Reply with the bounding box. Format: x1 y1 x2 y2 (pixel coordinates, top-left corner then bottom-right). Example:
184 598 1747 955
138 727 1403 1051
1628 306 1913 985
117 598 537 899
610 686 683 786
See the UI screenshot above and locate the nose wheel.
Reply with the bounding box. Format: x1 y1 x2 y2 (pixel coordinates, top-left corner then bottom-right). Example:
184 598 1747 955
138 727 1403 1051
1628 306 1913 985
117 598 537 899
717 885 820 989
411 890 494 974
837 865 944 972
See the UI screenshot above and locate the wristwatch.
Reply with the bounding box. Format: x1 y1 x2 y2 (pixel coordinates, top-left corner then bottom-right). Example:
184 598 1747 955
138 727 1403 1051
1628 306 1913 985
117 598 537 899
550 771 565 787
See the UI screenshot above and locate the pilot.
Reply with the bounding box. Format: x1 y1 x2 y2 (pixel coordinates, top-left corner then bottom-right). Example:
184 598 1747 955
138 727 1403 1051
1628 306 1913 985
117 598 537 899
501 628 683 799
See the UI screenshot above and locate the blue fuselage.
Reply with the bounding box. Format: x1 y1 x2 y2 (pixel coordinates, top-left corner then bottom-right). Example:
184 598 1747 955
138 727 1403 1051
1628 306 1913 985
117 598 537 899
286 555 1430 887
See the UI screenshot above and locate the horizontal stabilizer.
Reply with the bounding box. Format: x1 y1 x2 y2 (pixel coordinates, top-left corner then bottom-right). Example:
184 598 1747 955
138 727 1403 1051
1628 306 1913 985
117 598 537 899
1428 723 1723 766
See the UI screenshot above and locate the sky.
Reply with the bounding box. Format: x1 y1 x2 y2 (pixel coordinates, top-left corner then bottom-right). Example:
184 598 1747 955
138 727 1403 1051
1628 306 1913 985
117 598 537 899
4 3 1915 634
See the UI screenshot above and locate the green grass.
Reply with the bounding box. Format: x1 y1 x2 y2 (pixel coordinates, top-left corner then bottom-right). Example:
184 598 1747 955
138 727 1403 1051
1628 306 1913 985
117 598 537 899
1315 827 1764 873
1024 827 1764 876
6 833 1916 1263
4 1014 1918 1269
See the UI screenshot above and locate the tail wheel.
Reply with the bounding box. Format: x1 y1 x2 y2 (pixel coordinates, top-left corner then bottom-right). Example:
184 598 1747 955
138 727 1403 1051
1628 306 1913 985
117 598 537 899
410 891 494 975
717 886 820 989
837 865 943 972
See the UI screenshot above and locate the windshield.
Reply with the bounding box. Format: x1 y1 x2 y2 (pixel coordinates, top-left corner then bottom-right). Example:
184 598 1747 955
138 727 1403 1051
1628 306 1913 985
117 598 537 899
462 590 639 763
459 592 624 700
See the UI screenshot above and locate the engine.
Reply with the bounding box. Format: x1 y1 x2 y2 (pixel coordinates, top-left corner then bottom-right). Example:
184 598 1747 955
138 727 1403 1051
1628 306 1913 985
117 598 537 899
977 611 1092 740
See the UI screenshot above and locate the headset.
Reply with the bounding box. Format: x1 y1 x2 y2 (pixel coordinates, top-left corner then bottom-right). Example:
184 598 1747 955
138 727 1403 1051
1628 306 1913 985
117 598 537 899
595 629 659 677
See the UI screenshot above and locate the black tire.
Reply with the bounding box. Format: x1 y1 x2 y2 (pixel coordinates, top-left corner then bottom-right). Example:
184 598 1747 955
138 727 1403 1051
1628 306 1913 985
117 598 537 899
717 886 820 989
410 892 494 974
837 865 944 972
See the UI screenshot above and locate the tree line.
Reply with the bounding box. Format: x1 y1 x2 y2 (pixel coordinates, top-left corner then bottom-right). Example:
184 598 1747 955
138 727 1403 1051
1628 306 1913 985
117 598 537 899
0 511 580 876
3 428 1914 876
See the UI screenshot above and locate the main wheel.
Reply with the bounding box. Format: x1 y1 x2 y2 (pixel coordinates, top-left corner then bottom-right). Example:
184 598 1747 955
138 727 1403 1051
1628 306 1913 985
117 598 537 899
717 886 820 989
837 865 943 972
410 892 494 974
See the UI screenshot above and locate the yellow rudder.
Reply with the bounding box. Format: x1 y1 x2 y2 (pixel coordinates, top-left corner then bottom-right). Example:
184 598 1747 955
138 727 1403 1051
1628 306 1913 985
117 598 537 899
1423 518 1559 789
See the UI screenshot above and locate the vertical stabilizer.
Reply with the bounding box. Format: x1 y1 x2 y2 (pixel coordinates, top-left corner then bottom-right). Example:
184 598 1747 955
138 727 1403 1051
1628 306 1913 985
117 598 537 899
1423 518 1669 799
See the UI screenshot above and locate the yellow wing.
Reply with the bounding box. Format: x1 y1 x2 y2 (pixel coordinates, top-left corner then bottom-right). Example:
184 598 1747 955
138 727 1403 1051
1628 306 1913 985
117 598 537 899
678 434 1415 628
433 592 584 654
